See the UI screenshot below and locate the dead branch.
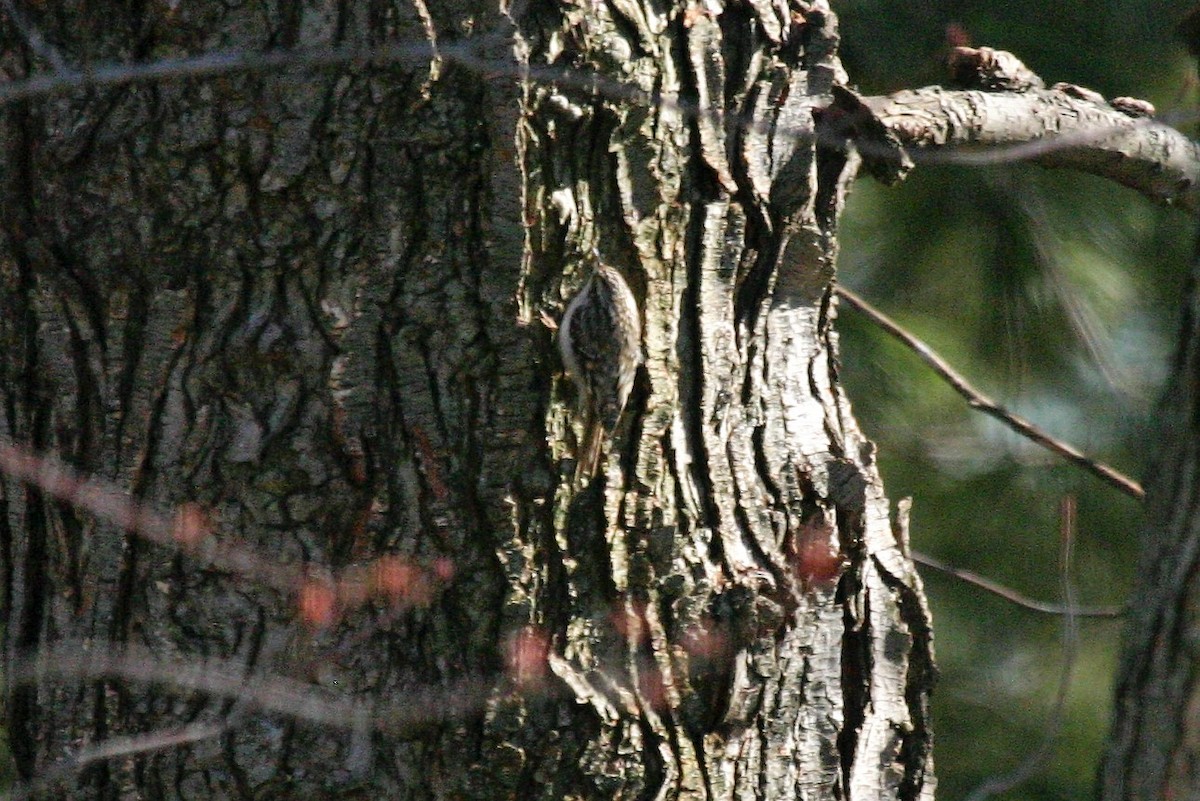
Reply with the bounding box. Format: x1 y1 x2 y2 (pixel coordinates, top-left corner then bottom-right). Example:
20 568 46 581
836 287 1145 501
833 49 1200 211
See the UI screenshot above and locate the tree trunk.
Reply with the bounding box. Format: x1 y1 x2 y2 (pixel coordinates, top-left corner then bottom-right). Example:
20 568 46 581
1099 237 1200 799
1098 28 1200 800
0 1 936 799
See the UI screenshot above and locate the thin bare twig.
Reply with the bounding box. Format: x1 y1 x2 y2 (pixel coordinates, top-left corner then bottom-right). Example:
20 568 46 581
912 549 1123 618
0 38 444 104
0 637 552 801
3 721 230 801
835 286 1145 501
0 0 67 70
963 496 1082 801
61 721 228 766
0 29 1193 215
0 439 298 586
0 440 450 619
4 640 499 736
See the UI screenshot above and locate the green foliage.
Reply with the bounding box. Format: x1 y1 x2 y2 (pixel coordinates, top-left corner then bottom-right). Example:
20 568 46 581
836 2 1195 798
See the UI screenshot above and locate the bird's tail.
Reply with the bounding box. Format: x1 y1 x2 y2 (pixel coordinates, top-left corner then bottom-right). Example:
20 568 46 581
573 408 607 488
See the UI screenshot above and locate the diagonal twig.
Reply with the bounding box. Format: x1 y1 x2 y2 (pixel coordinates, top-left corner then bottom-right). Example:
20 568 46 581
3 720 230 801
835 285 1145 501
0 440 451 621
912 549 1123 618
0 0 68 70
3 640 498 736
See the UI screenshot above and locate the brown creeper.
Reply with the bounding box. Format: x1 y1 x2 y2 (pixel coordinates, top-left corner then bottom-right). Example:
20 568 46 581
558 256 642 480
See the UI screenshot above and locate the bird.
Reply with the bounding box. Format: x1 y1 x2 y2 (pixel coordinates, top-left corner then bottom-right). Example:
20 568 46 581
557 254 642 482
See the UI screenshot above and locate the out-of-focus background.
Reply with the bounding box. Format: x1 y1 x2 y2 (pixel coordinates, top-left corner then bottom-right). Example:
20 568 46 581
836 2 1195 798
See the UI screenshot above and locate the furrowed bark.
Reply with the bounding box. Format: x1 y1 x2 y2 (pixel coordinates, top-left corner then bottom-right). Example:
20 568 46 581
0 1 521 797
0 1 938 799
492 1 935 798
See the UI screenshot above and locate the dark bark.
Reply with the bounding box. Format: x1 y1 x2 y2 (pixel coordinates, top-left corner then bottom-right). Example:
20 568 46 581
0 1 937 799
1098 236 1200 799
0 1 519 797
1097 37 1200 801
